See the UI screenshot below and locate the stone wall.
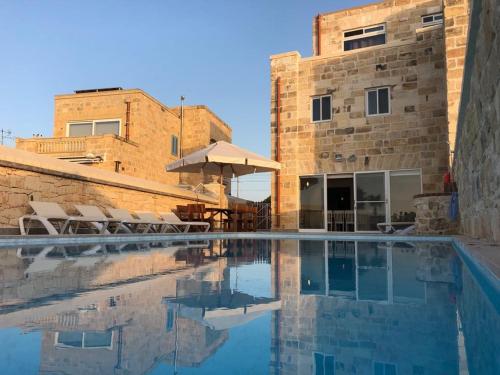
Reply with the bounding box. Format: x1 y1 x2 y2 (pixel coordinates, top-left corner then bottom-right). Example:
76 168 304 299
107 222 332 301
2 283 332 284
453 0 500 242
414 193 459 234
270 0 449 230
16 89 233 187
443 0 470 155
0 146 218 232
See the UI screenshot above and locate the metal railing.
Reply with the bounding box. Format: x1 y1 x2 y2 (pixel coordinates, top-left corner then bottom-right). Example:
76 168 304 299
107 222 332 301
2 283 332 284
250 202 271 230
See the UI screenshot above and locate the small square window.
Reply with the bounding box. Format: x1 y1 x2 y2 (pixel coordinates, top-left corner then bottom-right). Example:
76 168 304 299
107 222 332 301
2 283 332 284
312 95 332 122
366 87 390 116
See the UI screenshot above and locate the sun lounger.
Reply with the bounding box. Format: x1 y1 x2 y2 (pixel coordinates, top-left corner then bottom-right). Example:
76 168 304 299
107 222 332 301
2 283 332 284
106 208 158 233
74 205 128 234
377 222 416 235
19 201 109 235
134 211 172 233
159 211 210 233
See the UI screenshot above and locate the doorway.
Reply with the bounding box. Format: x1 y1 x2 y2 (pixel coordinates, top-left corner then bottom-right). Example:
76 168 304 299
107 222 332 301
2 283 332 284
326 175 354 232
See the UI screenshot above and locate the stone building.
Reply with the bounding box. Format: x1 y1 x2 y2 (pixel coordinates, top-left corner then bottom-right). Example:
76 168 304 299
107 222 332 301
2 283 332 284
16 88 232 186
270 0 469 231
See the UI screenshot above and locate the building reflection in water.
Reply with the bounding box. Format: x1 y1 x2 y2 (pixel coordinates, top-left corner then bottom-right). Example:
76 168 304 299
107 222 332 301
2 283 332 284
270 240 478 375
0 239 274 375
0 239 497 374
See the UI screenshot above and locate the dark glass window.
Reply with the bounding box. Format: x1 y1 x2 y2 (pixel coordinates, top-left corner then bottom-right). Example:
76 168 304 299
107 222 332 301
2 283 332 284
344 29 363 38
422 12 443 27
171 135 178 156
312 98 321 122
312 95 332 122
321 96 331 120
378 88 389 114
367 90 378 115
344 34 386 51
366 87 390 116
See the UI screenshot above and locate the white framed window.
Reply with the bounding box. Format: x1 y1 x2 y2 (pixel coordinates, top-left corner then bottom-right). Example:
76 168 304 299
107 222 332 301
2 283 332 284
314 352 335 375
55 331 113 350
365 87 390 116
171 135 179 156
312 95 332 122
422 12 443 27
344 24 386 51
67 119 121 137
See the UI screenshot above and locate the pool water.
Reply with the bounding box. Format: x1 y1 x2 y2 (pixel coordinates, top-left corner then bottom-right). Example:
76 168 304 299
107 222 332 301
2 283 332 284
0 239 498 374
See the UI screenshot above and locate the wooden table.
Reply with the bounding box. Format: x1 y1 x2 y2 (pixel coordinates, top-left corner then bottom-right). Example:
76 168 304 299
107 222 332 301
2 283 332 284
206 208 234 231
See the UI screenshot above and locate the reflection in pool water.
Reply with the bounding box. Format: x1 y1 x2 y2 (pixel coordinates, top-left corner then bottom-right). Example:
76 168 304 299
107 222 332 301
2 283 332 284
0 239 498 374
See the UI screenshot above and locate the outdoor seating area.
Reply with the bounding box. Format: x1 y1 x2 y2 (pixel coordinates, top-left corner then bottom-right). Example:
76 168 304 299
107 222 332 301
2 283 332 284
175 203 258 232
18 201 211 235
17 201 261 236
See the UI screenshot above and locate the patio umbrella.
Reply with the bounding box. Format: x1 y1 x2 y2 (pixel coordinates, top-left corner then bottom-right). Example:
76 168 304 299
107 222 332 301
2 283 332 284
165 141 280 206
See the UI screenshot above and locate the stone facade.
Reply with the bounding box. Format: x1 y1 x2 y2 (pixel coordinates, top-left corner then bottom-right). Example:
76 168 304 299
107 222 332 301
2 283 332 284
270 0 450 230
16 89 232 187
443 0 470 155
414 193 459 235
453 0 500 243
0 146 218 231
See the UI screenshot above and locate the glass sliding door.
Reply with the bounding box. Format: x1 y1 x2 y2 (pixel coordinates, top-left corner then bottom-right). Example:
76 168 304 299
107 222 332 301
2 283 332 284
389 170 421 223
355 172 387 231
299 176 325 230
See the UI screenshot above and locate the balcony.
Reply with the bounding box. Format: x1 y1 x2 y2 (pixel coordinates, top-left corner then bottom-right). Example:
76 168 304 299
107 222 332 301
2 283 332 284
16 135 138 164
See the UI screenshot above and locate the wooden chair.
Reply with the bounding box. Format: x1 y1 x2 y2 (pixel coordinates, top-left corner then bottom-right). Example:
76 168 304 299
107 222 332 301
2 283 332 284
176 205 189 221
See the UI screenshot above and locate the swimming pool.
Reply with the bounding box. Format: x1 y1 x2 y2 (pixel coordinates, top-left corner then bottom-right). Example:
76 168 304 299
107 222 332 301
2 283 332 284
0 235 498 374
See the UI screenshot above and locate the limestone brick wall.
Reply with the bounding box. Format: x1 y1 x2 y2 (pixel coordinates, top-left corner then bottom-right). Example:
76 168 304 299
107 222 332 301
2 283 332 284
50 89 182 185
414 193 459 234
271 1 449 230
17 90 233 188
313 0 443 57
443 0 470 155
453 0 500 242
171 105 232 188
0 146 218 231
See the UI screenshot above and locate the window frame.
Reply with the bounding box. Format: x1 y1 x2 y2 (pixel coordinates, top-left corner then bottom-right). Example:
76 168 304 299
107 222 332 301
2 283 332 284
365 87 391 117
421 12 443 27
171 135 179 156
54 331 114 350
66 119 122 137
343 24 386 51
311 95 333 123
313 352 335 375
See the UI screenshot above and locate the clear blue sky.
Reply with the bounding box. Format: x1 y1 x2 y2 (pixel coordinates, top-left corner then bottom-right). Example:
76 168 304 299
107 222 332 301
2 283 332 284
0 0 368 201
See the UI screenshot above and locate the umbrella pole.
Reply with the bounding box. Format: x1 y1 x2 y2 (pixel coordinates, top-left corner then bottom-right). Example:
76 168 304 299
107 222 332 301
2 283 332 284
219 164 223 208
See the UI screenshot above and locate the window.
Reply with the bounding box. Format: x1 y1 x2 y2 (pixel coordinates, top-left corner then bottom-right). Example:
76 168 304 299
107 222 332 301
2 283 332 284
166 308 175 332
171 135 179 156
344 24 386 51
312 95 332 122
365 87 390 116
67 120 120 137
314 352 335 375
422 12 443 27
374 362 397 375
56 331 113 349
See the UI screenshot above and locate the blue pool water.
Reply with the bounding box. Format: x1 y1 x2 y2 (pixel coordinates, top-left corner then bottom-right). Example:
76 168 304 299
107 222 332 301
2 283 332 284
0 238 498 374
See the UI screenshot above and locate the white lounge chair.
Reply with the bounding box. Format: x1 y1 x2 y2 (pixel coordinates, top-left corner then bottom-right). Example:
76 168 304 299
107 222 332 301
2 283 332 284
134 211 172 233
159 211 210 233
377 222 416 235
74 205 129 234
19 201 109 235
106 208 158 233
